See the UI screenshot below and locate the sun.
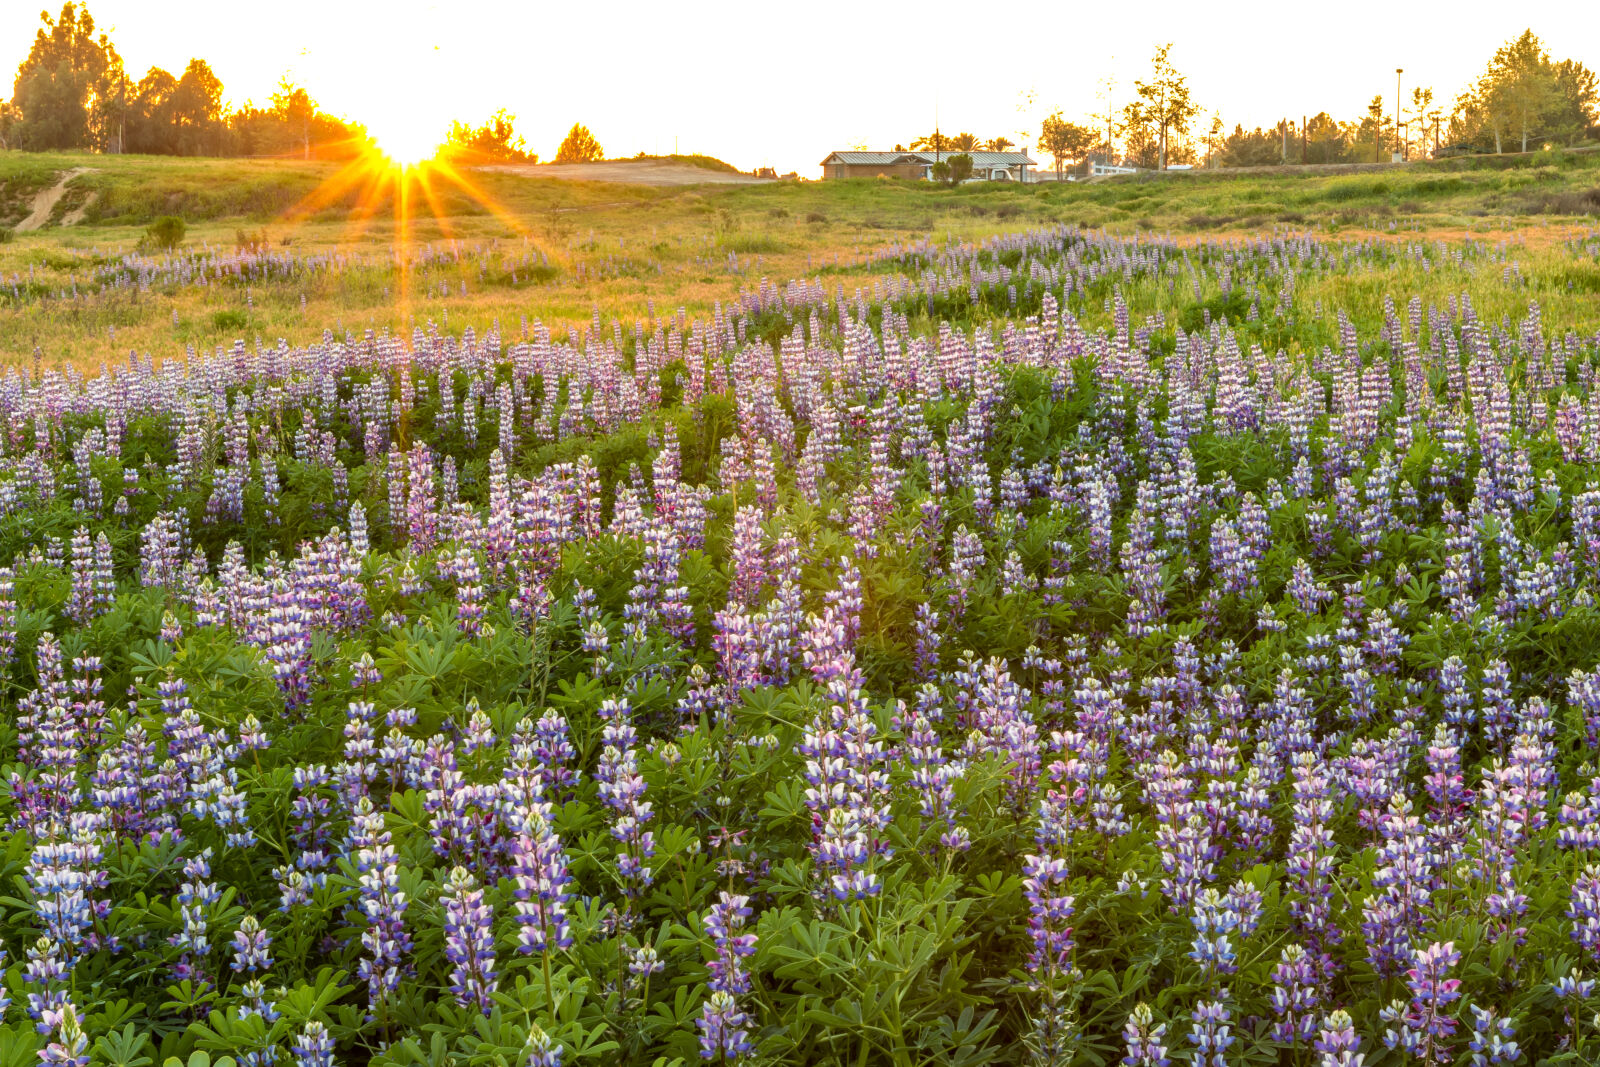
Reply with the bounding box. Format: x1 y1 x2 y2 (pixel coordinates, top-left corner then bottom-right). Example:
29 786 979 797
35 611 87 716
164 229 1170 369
364 115 443 167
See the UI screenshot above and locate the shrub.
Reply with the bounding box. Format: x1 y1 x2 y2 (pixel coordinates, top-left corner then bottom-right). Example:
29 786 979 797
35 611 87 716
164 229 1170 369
0 226 12 244
234 228 269 253
210 309 248 331
142 215 186 251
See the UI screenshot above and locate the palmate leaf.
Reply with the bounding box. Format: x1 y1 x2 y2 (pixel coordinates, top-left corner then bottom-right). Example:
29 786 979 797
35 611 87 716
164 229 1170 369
161 1054 238 1067
92 1025 153 1067
0 1028 44 1067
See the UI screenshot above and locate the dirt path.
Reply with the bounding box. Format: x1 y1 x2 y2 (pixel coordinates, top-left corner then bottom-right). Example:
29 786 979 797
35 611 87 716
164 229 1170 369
482 161 772 186
61 192 96 226
17 167 90 231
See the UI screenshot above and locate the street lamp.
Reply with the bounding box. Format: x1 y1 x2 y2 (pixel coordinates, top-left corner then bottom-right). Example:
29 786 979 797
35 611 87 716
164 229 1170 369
1394 68 1404 163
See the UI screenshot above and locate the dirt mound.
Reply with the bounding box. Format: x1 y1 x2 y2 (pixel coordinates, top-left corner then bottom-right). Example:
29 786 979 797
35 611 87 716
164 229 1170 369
17 167 91 231
481 160 772 186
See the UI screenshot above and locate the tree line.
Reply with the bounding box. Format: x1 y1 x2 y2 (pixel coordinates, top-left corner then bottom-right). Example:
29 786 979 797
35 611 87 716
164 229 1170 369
1032 30 1597 176
0 2 362 156
0 2 613 169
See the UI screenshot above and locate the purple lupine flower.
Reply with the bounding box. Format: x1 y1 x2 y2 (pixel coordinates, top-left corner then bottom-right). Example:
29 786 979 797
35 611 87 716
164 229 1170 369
698 892 757 1061
1022 788 1078 1066
170 848 221 987
1569 863 1600 959
1021 850 1075 980
597 697 655 908
1123 1003 1171 1067
23 935 71 1030
1188 999 1234 1067
292 1020 335 1067
350 799 412 1010
1382 941 1462 1064
524 1024 563 1067
1188 888 1240 987
440 865 497 1015
1315 1010 1363 1067
1466 1006 1521 1066
231 914 273 973
38 1002 89 1066
509 812 573 956
1270 944 1320 1046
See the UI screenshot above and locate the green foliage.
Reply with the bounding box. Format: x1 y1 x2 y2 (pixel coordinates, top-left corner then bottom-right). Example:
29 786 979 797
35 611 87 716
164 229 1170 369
553 123 604 165
445 109 535 164
141 214 185 250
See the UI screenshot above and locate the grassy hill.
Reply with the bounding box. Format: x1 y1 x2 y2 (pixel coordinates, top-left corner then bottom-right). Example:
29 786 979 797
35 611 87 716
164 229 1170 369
1 147 1597 365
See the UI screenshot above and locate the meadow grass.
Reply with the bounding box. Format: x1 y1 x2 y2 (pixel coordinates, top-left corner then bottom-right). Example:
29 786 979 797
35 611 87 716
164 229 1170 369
1 147 1598 366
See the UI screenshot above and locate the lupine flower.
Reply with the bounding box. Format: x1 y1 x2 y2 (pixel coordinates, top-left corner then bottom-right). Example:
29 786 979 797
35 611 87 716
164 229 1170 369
510 812 573 956
1467 1006 1521 1066
1382 941 1462 1064
1123 1002 1170 1067
1315 1010 1364 1067
698 892 757 1061
292 1021 335 1067
440 865 497 1014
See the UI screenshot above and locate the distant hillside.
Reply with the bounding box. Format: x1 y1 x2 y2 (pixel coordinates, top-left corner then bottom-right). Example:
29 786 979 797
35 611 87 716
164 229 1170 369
3 144 1599 232
619 153 742 173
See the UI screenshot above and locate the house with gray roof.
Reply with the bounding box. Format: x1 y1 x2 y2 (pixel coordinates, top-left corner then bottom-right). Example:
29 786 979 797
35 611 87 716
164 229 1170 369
820 149 1034 182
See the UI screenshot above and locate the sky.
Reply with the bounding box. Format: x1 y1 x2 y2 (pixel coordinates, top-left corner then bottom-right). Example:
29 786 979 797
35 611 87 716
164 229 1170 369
3 0 1598 175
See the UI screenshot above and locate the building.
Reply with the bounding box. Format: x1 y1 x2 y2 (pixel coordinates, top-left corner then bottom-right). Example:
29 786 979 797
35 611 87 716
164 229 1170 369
820 149 1034 182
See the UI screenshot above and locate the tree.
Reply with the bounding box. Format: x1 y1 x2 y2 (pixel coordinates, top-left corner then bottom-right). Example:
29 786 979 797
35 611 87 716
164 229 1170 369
946 153 973 183
1123 43 1199 170
126 66 177 153
1457 30 1571 153
271 78 315 160
1200 113 1225 166
1364 95 1387 162
1038 112 1095 179
1218 124 1281 168
984 136 1013 151
1550 59 1600 143
909 131 947 155
9 2 118 150
170 59 224 155
1304 112 1353 164
948 132 978 151
554 123 603 164
1491 31 1560 152
446 109 537 163
1405 86 1434 159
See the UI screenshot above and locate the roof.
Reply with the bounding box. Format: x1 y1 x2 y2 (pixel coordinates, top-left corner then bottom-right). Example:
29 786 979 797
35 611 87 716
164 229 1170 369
821 149 1035 167
821 151 924 165
954 151 1034 166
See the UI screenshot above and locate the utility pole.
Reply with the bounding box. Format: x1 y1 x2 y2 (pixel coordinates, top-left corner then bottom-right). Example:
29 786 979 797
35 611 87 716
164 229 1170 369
1302 115 1308 164
1394 68 1403 162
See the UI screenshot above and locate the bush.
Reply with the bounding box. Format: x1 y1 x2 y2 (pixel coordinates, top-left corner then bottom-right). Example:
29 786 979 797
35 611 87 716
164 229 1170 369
235 228 269 253
210 309 249 331
0 226 12 244
143 215 187 251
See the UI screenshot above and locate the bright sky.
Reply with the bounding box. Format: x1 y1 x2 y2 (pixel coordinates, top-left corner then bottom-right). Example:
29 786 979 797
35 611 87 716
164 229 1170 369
4 0 1598 175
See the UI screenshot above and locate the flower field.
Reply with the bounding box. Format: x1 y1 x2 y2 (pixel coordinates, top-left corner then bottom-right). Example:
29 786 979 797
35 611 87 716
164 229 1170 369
4 221 1600 1067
